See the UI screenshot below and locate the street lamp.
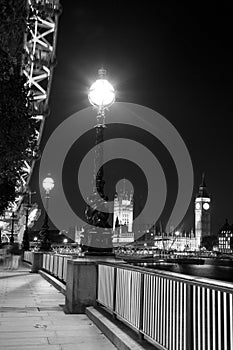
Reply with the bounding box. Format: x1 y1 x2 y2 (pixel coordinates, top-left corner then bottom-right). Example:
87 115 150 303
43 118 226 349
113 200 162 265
22 187 36 251
39 174 54 251
84 68 115 251
10 212 15 244
0 220 5 247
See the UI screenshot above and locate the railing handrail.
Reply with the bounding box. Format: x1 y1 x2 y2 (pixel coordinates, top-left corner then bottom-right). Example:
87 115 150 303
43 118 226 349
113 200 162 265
97 261 233 294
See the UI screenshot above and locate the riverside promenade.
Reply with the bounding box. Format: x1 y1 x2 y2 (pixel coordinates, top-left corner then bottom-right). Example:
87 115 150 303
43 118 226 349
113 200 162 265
0 263 116 350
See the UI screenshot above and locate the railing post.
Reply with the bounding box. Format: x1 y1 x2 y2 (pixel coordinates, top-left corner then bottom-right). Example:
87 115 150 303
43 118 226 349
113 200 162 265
96 263 99 306
186 283 193 350
65 259 97 313
138 272 144 340
30 252 44 273
112 266 117 319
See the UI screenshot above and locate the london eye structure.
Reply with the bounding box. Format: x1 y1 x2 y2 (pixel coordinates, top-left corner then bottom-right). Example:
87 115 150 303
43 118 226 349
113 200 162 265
4 0 62 242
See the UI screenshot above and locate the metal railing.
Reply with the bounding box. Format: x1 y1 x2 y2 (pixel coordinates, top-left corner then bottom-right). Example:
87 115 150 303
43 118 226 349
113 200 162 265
23 251 70 283
23 251 33 264
97 262 233 350
42 253 69 283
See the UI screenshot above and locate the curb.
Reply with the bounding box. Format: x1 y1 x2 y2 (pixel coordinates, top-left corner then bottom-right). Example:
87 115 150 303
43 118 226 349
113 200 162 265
38 270 66 295
86 306 158 350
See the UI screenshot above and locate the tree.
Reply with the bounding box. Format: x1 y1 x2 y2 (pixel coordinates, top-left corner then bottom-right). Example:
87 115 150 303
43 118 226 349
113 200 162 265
0 0 37 214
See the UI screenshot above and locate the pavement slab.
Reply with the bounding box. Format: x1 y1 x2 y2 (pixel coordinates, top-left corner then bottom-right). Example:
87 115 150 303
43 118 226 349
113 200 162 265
0 263 116 350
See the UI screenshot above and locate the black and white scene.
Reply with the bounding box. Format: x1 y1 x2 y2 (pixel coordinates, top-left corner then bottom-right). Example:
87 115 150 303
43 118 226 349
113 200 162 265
0 1 232 349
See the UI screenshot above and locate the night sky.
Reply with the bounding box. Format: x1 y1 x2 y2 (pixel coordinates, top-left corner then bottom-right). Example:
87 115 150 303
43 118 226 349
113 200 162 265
31 1 233 234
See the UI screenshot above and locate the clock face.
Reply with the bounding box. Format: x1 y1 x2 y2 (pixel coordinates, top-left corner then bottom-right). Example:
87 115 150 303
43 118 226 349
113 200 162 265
203 203 210 210
195 203 201 210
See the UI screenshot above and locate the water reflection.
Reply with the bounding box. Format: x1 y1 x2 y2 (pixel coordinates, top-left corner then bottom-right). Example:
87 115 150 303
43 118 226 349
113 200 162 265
138 263 233 283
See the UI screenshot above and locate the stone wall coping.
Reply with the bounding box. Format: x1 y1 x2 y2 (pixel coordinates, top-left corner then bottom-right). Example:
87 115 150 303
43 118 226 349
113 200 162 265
67 257 122 265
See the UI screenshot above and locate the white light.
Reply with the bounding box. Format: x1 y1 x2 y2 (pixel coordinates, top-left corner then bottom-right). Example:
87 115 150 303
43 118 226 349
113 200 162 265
89 79 115 108
63 238 68 244
88 69 115 109
175 231 180 236
43 175 54 193
0 221 5 229
196 197 210 202
34 236 38 241
28 208 39 226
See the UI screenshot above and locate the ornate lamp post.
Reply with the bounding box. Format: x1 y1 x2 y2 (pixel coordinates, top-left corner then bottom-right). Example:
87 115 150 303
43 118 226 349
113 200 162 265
84 68 115 251
39 174 54 251
22 188 35 251
0 220 5 247
10 212 15 244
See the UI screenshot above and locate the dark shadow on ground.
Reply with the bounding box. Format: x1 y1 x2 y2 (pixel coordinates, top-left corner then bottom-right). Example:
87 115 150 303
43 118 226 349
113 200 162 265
0 273 30 280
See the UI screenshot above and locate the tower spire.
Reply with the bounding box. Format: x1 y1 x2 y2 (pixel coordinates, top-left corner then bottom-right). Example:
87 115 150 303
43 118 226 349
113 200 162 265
123 178 126 195
197 173 209 198
201 172 206 187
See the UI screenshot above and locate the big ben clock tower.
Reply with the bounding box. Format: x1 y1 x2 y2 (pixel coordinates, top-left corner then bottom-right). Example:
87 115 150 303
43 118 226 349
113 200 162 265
195 174 211 248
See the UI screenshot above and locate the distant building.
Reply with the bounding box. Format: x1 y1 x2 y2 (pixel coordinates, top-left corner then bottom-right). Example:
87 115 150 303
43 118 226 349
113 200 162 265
112 189 134 246
153 231 198 252
112 224 135 246
218 219 233 253
195 174 211 248
113 190 133 232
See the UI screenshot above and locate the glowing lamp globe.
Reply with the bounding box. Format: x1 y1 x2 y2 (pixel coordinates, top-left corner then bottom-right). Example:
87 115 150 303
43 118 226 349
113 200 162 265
43 175 54 193
88 68 115 109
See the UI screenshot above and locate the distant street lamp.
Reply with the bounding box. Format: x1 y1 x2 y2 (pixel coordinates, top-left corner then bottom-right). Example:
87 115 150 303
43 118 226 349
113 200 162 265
22 188 36 251
39 174 54 251
0 220 5 246
10 212 15 244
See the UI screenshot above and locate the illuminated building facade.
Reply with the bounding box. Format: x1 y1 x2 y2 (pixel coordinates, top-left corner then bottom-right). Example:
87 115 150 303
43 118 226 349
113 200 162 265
113 191 133 232
218 219 233 253
112 190 134 246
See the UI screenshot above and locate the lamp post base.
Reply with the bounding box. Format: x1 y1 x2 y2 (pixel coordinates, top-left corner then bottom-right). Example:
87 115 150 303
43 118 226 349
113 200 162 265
38 240 51 252
38 223 51 252
82 227 113 254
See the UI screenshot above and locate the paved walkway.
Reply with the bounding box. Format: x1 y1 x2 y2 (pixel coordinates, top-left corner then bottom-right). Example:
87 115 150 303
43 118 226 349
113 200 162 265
0 262 116 350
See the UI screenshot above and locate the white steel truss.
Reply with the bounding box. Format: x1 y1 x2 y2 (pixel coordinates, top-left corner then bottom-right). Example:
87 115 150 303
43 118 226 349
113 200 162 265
7 0 61 233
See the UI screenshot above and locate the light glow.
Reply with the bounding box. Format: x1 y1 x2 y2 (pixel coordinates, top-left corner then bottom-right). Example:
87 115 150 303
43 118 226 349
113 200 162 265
203 203 210 210
43 175 54 193
0 220 5 229
88 78 115 108
196 197 210 202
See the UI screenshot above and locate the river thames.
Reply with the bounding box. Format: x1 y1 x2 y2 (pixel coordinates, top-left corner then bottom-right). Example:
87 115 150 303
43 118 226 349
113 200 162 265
144 263 233 283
